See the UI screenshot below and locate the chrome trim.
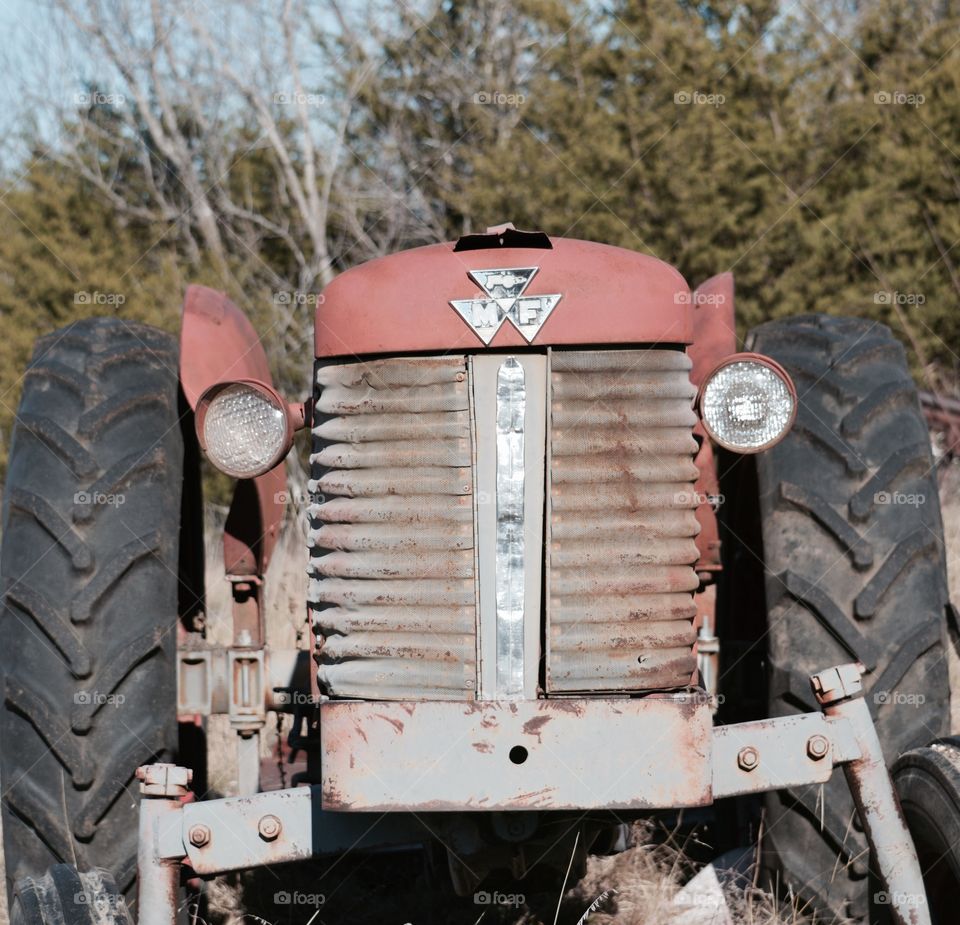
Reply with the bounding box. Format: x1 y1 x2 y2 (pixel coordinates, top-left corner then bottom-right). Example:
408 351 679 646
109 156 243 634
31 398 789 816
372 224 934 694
495 357 526 698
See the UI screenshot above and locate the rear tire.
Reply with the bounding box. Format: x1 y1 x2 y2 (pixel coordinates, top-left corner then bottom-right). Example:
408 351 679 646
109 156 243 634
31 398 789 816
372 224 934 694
738 314 950 920
0 319 184 903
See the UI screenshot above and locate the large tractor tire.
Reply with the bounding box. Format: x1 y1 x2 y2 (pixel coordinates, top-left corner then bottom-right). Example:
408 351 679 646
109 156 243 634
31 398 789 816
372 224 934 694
0 319 184 904
739 315 950 921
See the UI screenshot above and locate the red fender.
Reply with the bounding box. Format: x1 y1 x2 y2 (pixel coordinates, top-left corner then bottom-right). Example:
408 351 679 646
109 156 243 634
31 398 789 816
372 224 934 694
179 285 286 578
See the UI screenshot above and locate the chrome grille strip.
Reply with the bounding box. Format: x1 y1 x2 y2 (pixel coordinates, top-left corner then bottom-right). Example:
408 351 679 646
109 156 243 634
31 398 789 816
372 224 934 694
495 357 526 699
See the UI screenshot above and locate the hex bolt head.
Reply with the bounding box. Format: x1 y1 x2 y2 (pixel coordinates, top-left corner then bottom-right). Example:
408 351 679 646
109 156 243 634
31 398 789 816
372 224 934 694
258 814 282 841
188 824 211 848
807 734 830 760
737 746 760 771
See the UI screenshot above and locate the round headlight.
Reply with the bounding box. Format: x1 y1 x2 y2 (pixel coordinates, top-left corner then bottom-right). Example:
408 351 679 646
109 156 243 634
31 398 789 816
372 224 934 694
699 355 796 453
198 380 292 478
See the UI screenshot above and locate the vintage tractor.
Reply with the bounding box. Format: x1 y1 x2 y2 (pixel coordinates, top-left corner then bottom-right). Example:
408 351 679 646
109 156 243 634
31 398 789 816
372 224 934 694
2 225 959 925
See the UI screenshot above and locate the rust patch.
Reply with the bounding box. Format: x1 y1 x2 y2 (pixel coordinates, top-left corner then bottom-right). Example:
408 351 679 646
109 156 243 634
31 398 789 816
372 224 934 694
472 741 493 753
375 713 404 735
548 700 586 716
522 715 552 742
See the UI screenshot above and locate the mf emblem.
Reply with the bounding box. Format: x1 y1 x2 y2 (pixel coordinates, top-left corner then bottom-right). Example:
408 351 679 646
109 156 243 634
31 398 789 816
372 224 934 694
450 267 562 345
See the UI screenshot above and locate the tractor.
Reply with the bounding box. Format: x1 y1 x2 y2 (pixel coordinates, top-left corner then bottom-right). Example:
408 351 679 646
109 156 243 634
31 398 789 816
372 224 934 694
2 225 959 925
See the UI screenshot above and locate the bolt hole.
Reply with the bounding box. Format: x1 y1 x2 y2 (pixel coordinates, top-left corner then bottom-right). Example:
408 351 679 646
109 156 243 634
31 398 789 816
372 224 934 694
509 745 528 765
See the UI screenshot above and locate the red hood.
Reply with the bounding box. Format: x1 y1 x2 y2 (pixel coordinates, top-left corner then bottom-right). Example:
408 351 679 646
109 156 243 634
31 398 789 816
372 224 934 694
315 236 693 357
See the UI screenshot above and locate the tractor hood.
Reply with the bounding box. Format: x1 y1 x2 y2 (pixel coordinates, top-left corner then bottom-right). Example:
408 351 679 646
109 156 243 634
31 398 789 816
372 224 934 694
315 230 693 357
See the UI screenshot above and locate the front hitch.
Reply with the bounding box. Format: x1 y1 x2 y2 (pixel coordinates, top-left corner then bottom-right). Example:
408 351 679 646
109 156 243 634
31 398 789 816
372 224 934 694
134 662 931 925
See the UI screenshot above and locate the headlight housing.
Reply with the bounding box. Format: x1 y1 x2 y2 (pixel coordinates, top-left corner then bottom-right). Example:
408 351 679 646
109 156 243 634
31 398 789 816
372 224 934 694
699 354 796 453
196 380 294 478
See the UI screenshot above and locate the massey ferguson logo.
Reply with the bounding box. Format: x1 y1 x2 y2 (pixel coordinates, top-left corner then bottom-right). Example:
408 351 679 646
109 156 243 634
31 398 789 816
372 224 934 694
449 266 561 345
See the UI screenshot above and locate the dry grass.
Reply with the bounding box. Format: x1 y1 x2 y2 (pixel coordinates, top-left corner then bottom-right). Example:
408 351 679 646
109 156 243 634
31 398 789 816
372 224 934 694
196 822 816 925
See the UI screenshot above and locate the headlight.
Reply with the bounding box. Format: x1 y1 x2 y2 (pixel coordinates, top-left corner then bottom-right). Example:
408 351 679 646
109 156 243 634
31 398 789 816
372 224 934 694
197 380 293 478
699 354 796 453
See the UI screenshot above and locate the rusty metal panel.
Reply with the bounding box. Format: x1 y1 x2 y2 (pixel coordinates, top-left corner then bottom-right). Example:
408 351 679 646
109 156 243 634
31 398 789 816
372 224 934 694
309 357 477 700
181 787 314 874
320 697 712 811
712 713 838 799
546 350 701 692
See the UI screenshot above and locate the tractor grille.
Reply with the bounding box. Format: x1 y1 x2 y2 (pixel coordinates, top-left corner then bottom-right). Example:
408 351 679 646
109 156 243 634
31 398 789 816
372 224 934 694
308 356 478 700
546 350 700 692
310 349 701 701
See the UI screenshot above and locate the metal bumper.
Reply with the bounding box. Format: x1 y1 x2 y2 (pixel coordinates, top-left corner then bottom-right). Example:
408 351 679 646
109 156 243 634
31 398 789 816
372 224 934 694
320 696 713 811
138 664 930 925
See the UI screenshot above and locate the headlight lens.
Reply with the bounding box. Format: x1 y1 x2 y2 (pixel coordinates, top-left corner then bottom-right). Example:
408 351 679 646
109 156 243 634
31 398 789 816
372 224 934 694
700 356 796 452
201 382 289 478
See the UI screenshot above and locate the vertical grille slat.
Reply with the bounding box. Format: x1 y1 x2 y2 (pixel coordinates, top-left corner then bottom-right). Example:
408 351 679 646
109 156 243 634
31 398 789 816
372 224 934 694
309 356 477 701
546 349 701 693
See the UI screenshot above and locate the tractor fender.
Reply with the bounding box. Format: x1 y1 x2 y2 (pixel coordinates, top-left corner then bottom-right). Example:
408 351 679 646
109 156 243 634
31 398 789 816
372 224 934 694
688 272 737 386
180 285 285 577
688 273 737 575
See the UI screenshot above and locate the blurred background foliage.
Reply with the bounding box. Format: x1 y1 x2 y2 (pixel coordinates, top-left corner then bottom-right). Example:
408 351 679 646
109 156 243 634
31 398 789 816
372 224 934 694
1 0 959 480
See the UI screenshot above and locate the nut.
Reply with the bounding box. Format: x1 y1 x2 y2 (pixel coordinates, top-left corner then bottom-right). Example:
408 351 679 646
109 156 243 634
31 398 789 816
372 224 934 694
737 746 760 771
807 734 830 760
188 824 211 848
258 814 282 841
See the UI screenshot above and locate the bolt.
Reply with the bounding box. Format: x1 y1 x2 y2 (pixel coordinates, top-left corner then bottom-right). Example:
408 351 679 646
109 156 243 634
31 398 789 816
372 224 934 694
807 734 830 760
738 746 760 771
188 824 211 848
258 814 282 841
